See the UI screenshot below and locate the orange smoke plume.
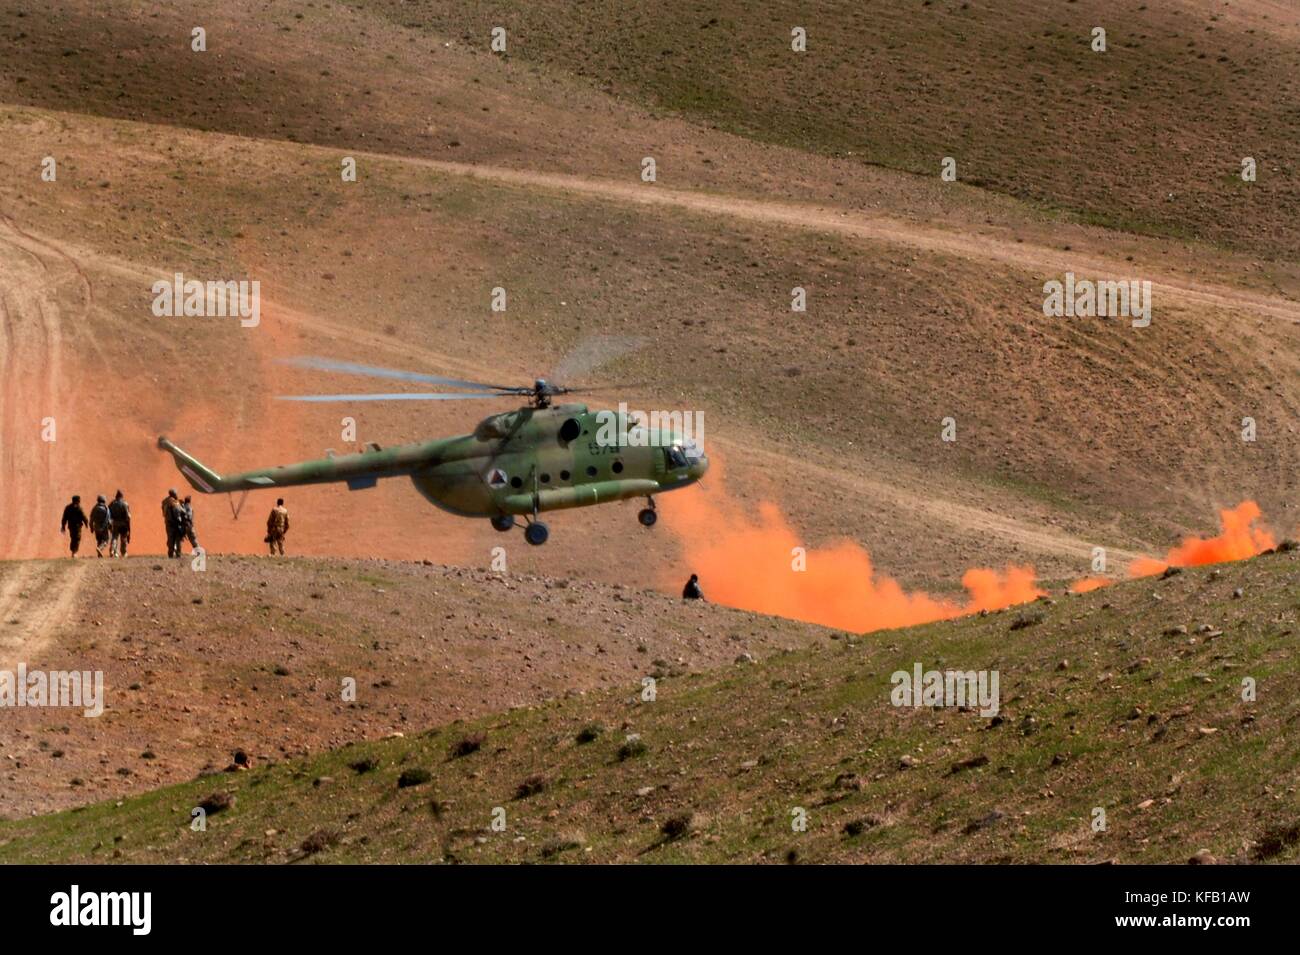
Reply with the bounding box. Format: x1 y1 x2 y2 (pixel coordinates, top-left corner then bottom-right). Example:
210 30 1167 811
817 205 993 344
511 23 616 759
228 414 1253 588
660 457 1042 633
1069 577 1111 594
1127 500 1276 578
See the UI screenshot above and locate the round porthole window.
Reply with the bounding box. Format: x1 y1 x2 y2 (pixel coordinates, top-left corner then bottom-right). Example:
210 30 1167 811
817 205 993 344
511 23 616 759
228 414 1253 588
560 470 570 481
510 476 523 489
612 460 624 474
559 418 582 443
586 465 598 477
540 473 551 484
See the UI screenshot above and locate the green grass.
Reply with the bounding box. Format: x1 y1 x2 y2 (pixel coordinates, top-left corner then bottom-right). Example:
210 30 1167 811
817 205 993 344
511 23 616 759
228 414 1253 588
3 550 1297 864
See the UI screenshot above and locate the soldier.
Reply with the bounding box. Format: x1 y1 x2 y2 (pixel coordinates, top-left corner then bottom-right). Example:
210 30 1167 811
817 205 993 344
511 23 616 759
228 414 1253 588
265 498 290 556
181 495 199 552
88 494 112 557
161 488 185 558
108 489 132 557
60 495 89 557
682 573 704 601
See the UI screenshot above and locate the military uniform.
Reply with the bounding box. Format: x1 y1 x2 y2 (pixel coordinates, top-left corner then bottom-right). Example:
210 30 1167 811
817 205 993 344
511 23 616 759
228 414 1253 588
60 498 88 557
181 497 199 551
108 493 131 557
162 491 185 558
682 574 704 600
89 497 112 557
266 503 289 556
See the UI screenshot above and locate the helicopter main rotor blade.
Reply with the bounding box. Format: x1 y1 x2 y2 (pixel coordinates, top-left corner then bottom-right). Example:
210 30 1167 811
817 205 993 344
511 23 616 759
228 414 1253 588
279 356 520 393
548 335 646 387
276 392 522 403
556 381 652 393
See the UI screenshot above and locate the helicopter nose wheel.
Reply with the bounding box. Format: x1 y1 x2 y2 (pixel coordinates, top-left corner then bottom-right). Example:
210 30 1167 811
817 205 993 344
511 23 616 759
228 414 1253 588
637 497 657 528
524 521 549 546
491 514 515 532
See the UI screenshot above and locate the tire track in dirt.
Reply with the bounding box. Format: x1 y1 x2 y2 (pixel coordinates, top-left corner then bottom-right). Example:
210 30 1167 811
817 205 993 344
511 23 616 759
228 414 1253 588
354 152 1300 326
0 213 94 559
0 561 87 669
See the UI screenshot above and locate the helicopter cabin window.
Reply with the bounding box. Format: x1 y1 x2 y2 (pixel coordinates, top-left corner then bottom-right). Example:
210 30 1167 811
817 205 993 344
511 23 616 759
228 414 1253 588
586 465 598 477
560 470 571 481
540 473 551 484
665 446 688 469
612 460 624 474
510 476 523 489
558 418 582 443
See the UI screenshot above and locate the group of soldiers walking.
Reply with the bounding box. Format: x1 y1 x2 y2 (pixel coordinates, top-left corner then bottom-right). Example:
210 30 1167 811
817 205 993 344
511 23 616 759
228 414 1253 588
60 490 134 557
59 491 291 558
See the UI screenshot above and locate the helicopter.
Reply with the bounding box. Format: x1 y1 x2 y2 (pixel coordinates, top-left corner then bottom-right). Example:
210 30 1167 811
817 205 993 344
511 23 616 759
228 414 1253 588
157 348 708 545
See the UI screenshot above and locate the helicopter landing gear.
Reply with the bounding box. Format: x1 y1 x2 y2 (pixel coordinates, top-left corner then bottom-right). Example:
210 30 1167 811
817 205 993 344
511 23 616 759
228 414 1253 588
637 497 657 528
491 514 515 532
524 521 549 546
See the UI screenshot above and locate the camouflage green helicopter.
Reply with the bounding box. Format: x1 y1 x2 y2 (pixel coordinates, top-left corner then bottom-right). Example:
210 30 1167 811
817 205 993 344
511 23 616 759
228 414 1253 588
157 346 708 546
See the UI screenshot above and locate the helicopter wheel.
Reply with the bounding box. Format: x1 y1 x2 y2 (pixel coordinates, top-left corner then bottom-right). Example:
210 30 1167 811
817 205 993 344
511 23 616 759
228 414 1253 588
637 507 657 528
524 521 549 546
491 514 514 532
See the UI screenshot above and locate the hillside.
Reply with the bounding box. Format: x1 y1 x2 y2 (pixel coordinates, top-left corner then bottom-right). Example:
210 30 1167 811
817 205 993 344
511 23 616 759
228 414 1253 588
0 0 1298 596
2 547 1296 863
0 556 828 818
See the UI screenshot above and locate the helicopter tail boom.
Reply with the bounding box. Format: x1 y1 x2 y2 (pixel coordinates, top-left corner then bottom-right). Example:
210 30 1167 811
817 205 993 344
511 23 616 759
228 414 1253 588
158 435 451 494
157 436 227 493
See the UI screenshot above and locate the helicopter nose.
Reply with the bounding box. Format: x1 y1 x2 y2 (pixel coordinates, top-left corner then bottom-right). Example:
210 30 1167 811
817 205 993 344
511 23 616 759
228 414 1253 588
689 453 709 481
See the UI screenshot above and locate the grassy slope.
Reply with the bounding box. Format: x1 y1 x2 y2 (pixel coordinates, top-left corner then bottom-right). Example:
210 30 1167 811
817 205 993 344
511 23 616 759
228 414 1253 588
352 0 1300 260
3 549 1296 864
0 555 829 818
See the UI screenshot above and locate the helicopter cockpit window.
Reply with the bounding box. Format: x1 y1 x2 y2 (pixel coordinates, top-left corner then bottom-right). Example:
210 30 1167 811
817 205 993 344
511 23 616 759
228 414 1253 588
665 445 689 469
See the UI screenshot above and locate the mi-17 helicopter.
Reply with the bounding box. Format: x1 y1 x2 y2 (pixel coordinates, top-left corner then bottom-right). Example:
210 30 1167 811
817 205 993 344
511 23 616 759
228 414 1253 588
157 343 708 545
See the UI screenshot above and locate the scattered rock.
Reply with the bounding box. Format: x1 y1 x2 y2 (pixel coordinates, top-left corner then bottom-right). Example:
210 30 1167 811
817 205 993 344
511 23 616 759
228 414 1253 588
540 831 585 857
962 809 1004 834
843 816 881 837
448 734 484 759
575 723 603 745
514 774 547 799
618 736 648 761
1251 823 1300 861
833 772 863 791
197 791 234 815
1009 610 1044 631
660 812 697 841
300 829 339 856
397 768 432 788
948 754 989 775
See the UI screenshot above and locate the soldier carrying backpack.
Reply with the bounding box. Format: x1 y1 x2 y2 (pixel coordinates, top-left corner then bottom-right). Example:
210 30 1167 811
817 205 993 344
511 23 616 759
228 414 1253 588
89 495 112 558
108 490 131 557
